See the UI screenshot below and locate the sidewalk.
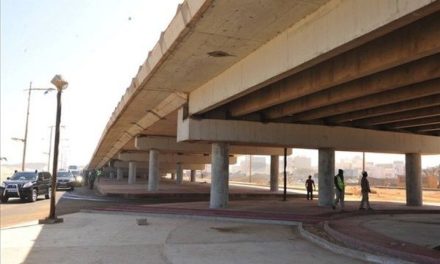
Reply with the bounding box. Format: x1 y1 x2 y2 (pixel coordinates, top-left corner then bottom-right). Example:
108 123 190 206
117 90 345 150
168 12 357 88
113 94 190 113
93 178 440 263
2 178 438 263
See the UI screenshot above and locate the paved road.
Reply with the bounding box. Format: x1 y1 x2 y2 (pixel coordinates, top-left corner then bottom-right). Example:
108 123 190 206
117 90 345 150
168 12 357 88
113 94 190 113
0 185 202 228
0 190 65 228
0 186 117 228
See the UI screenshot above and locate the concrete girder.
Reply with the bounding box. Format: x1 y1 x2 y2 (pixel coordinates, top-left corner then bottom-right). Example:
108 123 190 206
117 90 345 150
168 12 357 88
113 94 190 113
288 67 440 123
319 80 440 123
326 94 440 125
190 0 438 115
118 152 237 164
386 116 440 129
350 106 440 127
409 124 440 133
227 12 440 118
266 55 440 120
135 135 291 155
113 160 205 171
177 112 440 154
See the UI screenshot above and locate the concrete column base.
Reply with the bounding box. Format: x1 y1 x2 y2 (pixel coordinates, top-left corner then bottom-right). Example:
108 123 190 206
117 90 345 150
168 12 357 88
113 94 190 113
128 161 136 184
190 170 196 182
270 155 279 192
116 168 123 181
210 142 229 208
318 148 334 207
406 153 422 206
148 149 159 191
176 163 183 184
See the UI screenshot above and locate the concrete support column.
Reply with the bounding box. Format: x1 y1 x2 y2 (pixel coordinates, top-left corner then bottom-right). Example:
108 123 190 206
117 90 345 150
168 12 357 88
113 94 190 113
176 163 183 184
210 142 229 208
148 149 159 191
270 155 279 192
109 168 115 179
318 148 335 207
128 161 136 184
405 153 422 206
116 167 123 181
171 173 176 180
190 170 196 182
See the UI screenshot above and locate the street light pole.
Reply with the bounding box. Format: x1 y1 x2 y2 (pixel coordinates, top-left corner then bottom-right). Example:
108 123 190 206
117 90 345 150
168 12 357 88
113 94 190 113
18 82 55 171
21 82 32 171
47 74 68 223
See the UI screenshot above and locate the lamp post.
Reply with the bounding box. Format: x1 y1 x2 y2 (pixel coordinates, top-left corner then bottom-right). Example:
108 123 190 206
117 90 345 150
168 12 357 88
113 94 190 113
46 74 68 223
47 125 65 172
17 82 55 171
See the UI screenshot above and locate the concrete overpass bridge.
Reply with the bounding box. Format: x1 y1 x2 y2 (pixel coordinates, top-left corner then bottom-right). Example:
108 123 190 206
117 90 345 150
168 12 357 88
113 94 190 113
88 0 440 208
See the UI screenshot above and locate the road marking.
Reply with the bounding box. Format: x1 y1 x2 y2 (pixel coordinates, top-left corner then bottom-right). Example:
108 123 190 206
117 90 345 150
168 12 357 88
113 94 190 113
60 193 109 202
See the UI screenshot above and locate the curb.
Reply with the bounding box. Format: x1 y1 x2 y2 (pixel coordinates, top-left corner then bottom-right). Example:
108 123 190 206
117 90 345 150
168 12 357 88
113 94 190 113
80 209 300 226
298 222 415 264
324 221 440 264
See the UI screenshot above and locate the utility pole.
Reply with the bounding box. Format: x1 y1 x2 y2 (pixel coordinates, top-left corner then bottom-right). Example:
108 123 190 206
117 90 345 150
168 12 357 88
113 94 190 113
21 82 32 171
18 82 55 171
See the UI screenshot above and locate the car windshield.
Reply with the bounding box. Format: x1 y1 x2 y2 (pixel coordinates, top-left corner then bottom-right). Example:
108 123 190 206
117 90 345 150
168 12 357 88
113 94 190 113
10 172 37 181
58 172 73 178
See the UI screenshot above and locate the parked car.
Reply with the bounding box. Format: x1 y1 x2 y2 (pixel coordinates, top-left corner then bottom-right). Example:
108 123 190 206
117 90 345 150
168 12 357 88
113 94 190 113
56 171 75 191
0 170 51 203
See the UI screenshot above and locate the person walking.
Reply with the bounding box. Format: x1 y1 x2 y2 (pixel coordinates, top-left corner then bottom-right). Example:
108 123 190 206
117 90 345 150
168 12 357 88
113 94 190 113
359 171 373 210
332 169 345 211
89 170 96 190
305 175 316 200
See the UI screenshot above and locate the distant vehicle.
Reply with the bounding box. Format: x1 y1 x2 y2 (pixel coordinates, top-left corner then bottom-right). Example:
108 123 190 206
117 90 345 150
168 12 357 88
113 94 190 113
70 170 83 186
68 165 79 171
0 171 51 203
56 171 75 191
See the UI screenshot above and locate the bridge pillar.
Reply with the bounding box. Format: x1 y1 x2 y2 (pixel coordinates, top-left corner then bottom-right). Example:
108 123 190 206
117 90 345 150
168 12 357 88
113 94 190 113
270 155 279 192
148 149 159 191
406 153 422 206
128 161 136 184
116 167 123 181
210 142 229 208
176 163 183 184
109 167 115 179
318 148 335 207
190 170 196 182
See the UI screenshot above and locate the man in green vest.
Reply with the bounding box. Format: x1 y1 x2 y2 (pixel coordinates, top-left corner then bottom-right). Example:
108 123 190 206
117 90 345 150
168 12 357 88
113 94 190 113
332 169 345 211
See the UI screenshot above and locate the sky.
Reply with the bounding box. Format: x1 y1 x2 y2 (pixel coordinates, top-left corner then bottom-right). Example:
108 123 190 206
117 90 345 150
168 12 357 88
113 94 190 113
1 0 183 168
1 0 439 170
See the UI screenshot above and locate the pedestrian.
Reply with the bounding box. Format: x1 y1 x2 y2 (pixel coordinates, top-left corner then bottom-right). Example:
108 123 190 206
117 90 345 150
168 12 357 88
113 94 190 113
305 175 316 200
89 170 96 190
359 171 373 210
332 169 345 211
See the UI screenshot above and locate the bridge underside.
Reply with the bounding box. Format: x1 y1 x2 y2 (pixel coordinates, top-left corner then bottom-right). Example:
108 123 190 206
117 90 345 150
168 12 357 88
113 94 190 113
88 0 439 208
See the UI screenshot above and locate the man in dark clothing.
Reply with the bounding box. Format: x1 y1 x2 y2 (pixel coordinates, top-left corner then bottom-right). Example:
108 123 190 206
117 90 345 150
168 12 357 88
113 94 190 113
332 169 345 211
359 171 373 210
305 175 316 200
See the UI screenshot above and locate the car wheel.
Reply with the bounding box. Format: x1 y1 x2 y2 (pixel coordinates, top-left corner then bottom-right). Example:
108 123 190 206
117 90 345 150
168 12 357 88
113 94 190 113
70 186 75 191
27 189 37 202
45 188 51 199
1 195 8 203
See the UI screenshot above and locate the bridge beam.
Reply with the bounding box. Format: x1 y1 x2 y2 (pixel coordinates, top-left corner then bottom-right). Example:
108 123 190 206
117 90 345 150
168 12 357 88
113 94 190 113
135 136 290 155
177 108 440 154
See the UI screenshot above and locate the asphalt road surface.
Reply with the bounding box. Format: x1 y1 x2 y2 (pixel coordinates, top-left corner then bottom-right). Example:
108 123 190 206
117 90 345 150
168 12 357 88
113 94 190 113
0 186 202 228
0 186 123 228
